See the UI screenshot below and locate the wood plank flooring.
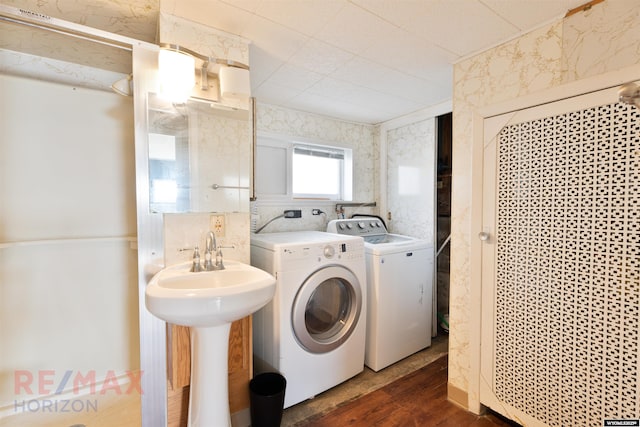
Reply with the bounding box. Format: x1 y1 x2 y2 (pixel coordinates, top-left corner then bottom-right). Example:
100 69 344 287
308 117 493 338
298 356 519 427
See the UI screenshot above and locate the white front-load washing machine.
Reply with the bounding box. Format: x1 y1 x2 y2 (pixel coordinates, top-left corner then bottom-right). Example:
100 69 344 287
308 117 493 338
327 218 433 372
250 231 366 408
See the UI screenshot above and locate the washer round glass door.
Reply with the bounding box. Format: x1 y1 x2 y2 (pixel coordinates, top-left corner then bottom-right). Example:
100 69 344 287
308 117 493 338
291 265 362 354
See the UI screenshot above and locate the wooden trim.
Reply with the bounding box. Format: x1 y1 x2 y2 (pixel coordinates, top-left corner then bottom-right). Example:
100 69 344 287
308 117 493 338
447 382 469 409
565 0 605 18
167 383 189 427
169 325 191 389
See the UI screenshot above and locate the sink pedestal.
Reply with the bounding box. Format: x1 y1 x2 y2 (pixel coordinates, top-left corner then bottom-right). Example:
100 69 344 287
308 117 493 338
189 324 232 427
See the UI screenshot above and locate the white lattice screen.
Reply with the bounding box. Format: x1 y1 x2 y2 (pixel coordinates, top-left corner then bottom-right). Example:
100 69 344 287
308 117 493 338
494 102 640 426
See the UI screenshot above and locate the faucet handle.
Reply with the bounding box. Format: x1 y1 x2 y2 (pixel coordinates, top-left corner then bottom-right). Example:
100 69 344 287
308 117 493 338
215 247 226 270
190 246 203 272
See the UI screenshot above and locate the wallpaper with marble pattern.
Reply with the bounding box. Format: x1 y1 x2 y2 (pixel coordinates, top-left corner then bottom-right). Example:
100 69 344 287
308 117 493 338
164 212 251 266
158 12 249 65
385 118 435 243
449 0 640 398
0 49 126 91
0 0 158 43
252 104 377 233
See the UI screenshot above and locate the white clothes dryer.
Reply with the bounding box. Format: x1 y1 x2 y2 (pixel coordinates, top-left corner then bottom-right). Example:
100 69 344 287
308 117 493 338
250 231 366 408
327 218 433 372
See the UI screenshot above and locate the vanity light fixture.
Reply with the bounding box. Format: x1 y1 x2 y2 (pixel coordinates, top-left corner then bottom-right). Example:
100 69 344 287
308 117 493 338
158 46 196 103
219 66 251 100
158 43 250 104
111 73 133 97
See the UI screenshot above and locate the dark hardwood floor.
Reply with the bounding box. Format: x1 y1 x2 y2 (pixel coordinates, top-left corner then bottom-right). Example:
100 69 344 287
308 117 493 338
298 356 519 427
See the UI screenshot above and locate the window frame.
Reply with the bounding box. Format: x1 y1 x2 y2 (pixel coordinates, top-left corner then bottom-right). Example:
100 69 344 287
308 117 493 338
255 132 353 203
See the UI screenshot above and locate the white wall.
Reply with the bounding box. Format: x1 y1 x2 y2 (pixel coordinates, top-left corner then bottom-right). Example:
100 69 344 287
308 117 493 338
0 75 139 411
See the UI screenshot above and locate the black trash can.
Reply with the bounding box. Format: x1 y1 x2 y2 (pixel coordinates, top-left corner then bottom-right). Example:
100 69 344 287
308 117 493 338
249 372 286 427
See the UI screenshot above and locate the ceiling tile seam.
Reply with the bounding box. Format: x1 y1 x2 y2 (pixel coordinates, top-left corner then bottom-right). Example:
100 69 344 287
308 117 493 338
345 0 462 58
216 2 314 64
225 3 356 90
220 0 349 55
313 35 457 84
303 34 455 86
477 0 526 31
301 72 438 107
218 0 260 15
218 1 450 89
453 8 570 65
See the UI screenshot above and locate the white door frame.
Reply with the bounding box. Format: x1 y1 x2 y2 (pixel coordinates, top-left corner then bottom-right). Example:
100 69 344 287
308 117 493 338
468 63 640 414
378 100 451 337
378 101 452 221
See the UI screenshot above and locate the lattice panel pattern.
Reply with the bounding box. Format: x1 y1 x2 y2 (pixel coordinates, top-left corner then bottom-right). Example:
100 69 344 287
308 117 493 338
495 102 640 426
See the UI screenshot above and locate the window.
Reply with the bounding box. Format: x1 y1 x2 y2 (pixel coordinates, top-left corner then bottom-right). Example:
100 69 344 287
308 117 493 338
256 135 352 201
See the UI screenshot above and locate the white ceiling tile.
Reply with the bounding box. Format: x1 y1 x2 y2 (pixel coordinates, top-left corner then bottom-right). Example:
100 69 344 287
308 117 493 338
241 14 309 61
305 76 365 100
329 56 392 88
252 81 302 105
248 45 284 87
306 76 420 114
287 92 390 124
481 0 587 30
361 30 456 79
219 0 263 14
314 2 395 54
379 72 450 103
348 0 423 31
406 0 520 56
265 63 324 91
287 38 354 75
253 0 347 36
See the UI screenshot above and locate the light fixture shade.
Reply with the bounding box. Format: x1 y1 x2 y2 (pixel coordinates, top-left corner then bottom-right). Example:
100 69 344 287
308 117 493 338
111 74 133 96
158 49 195 103
219 66 251 100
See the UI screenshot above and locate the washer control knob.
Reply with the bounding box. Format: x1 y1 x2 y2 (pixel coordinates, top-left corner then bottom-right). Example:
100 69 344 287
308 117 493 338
346 223 353 229
358 222 366 229
324 245 335 258
338 223 346 230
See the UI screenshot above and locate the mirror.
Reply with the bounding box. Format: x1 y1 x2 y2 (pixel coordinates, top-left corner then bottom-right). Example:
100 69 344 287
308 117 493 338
148 94 252 213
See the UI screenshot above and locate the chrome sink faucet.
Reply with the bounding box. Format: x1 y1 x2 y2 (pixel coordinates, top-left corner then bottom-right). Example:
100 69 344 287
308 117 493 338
204 231 225 271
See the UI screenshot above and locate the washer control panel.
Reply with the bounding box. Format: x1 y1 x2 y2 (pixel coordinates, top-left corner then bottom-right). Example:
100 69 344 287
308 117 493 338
327 218 387 237
280 239 364 264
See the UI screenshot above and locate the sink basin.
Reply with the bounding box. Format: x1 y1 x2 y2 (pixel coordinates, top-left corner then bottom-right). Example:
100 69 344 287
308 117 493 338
145 259 275 327
144 259 275 427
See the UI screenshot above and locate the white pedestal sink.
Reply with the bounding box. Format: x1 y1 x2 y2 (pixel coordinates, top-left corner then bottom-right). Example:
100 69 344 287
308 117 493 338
145 260 275 427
